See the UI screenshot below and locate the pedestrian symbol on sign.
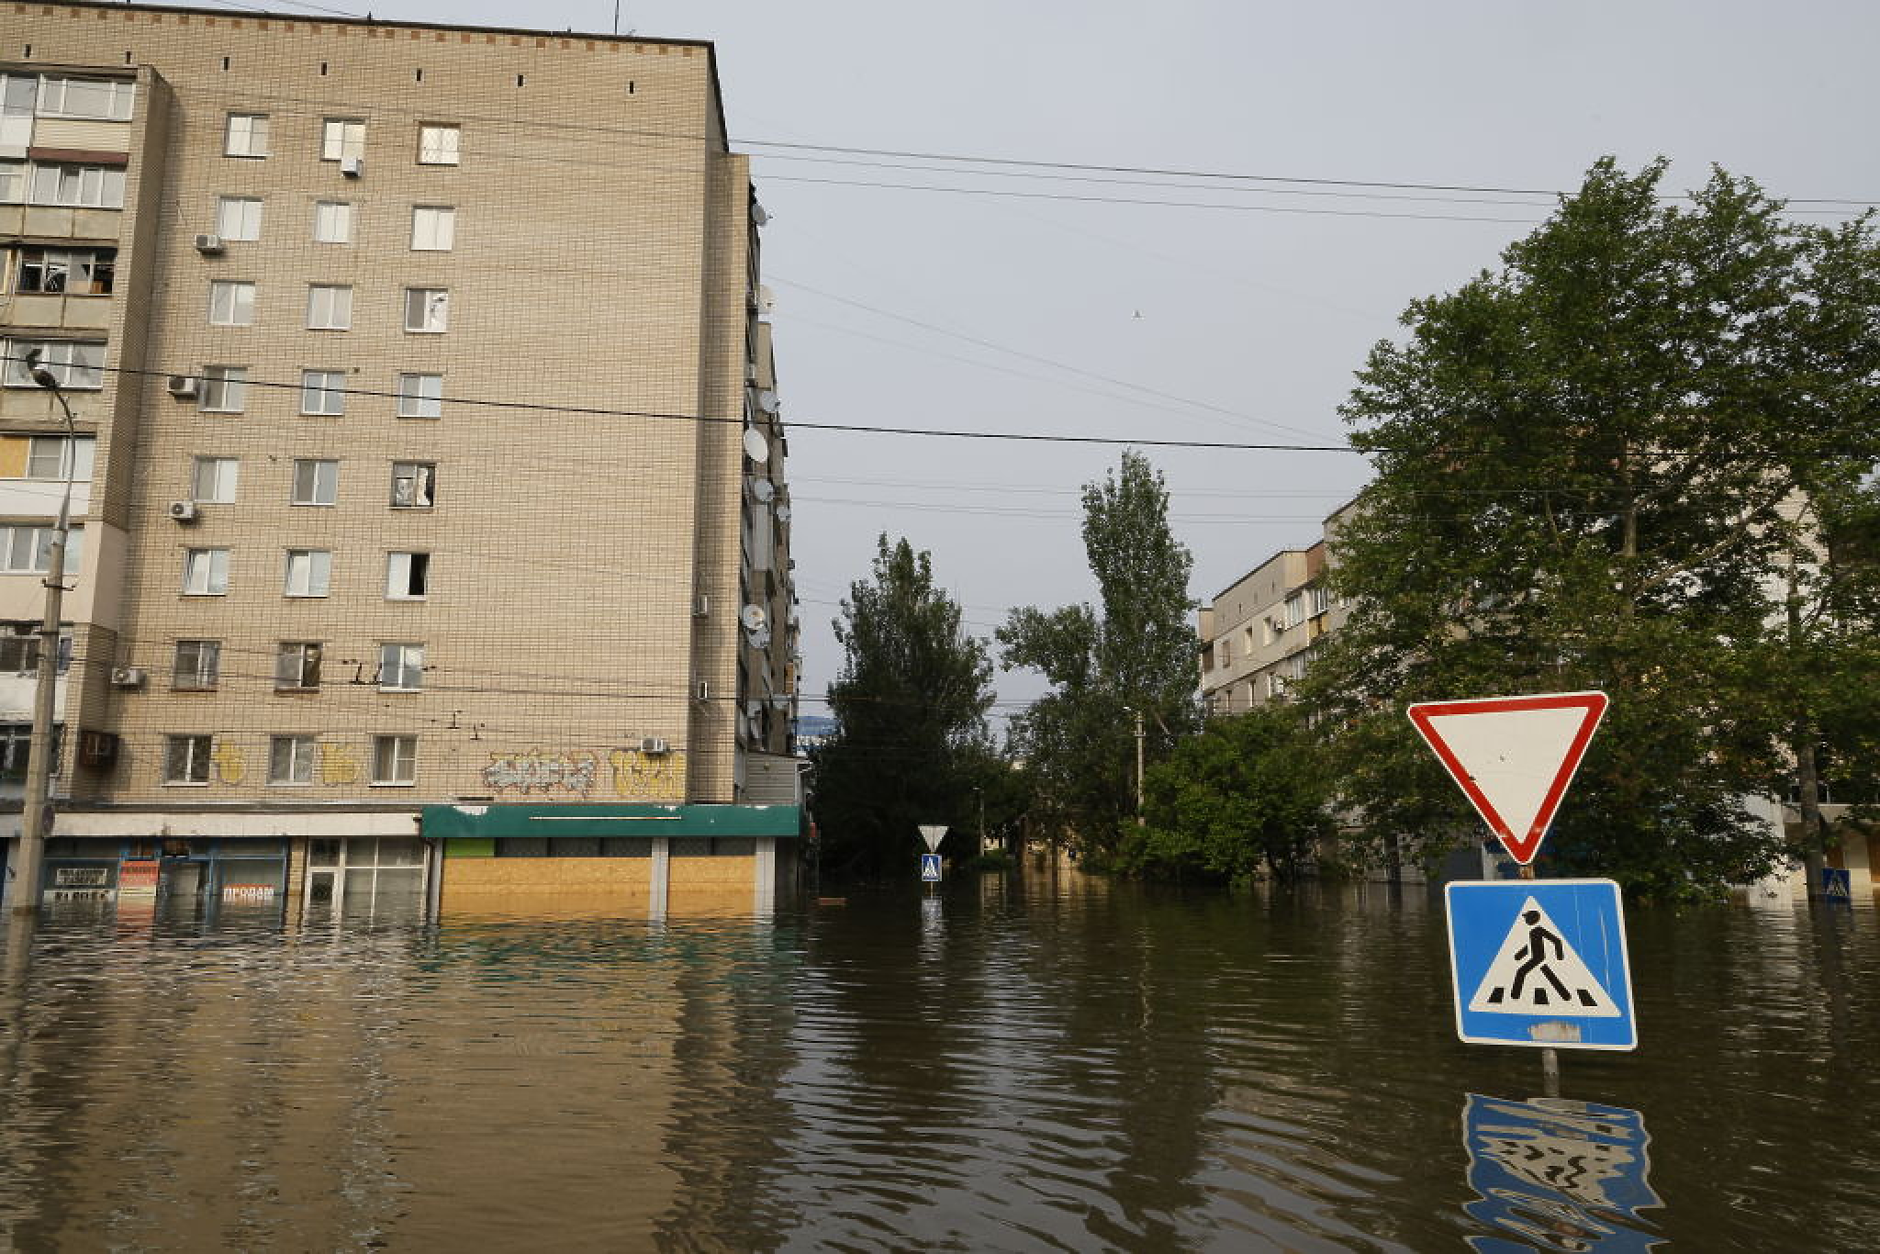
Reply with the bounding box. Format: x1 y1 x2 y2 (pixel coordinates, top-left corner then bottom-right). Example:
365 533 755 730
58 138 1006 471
1468 897 1619 1017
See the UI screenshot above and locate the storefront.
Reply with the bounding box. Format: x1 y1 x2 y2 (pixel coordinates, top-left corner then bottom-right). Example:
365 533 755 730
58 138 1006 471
35 836 289 919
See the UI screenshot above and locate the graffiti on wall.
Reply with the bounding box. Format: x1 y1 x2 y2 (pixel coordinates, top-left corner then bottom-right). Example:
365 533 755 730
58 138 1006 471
212 742 247 785
319 743 361 785
479 747 688 800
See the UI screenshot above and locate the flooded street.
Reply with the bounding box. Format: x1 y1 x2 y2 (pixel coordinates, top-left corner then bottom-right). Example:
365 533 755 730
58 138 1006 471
1 875 1876 1251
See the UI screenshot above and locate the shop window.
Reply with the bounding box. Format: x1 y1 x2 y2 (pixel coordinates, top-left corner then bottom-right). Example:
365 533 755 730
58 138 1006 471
495 837 547 858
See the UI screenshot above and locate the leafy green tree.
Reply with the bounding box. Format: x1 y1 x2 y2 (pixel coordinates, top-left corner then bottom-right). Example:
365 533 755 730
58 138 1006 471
1300 158 1880 901
1000 452 1201 859
813 536 995 878
1121 706 1332 883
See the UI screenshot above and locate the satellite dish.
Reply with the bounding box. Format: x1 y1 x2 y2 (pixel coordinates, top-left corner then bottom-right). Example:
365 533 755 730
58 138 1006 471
755 389 778 414
775 504 791 522
740 604 768 632
743 426 769 464
751 478 775 503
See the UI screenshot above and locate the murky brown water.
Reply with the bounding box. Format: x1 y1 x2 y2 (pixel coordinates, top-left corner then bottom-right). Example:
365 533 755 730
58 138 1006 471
1 873 1876 1251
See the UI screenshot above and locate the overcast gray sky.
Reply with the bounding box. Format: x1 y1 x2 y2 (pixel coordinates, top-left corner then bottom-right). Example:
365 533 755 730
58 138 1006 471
201 1 1880 727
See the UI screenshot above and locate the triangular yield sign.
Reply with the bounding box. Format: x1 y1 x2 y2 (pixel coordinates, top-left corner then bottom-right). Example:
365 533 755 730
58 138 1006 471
1407 691 1607 864
1466 896 1620 1016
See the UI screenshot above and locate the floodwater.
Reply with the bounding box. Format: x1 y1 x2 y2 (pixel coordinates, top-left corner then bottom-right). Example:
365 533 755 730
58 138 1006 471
1 874 1876 1251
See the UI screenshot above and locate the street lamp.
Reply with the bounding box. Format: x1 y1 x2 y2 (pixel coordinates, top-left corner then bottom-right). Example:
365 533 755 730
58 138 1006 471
9 349 79 916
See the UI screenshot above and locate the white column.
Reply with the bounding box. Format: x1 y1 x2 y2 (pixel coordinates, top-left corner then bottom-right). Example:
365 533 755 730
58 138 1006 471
649 837 669 920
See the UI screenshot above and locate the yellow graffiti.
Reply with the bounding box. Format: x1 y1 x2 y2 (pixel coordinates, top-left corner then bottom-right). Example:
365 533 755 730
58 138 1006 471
608 748 686 801
319 742 361 785
212 741 246 785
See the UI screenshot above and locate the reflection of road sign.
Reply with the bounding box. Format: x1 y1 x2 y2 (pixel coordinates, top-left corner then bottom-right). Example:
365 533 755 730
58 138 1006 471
1446 879 1635 1050
920 853 942 882
1821 867 1852 902
917 824 948 853
1408 691 1608 863
1462 1092 1662 1252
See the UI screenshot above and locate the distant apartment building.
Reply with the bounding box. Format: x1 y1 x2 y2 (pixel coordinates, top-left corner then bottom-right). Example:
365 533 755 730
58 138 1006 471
1198 499 1357 714
1 2 800 920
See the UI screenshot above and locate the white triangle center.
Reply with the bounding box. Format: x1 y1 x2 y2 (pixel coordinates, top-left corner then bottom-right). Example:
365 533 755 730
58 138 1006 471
1468 896 1619 1016
1424 705 1590 843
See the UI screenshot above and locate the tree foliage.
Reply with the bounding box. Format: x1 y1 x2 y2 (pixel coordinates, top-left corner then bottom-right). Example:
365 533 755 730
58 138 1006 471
1120 706 1332 883
1299 158 1880 901
813 536 995 877
1000 452 1201 858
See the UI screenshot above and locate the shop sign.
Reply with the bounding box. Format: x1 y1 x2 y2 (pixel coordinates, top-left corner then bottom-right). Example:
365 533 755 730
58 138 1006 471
55 866 110 887
118 861 159 897
222 884 277 902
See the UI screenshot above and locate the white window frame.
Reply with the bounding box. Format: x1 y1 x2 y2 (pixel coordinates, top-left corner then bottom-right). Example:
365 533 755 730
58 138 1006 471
0 524 82 574
395 373 443 419
268 734 317 785
385 551 429 600
305 283 353 331
3 340 104 390
165 734 213 785
208 280 256 327
26 435 94 482
312 199 353 244
320 118 366 162
225 112 269 158
410 205 455 251
200 366 248 413
37 76 136 122
173 639 220 691
182 548 230 596
291 458 339 506
215 195 263 241
283 548 332 598
378 642 424 692
0 161 23 205
403 287 449 333
372 734 418 785
300 370 346 416
28 164 125 209
417 124 459 166
390 462 435 509
275 641 323 691
192 455 239 504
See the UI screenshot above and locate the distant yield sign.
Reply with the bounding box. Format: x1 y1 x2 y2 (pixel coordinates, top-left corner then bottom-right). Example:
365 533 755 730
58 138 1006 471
1407 691 1608 865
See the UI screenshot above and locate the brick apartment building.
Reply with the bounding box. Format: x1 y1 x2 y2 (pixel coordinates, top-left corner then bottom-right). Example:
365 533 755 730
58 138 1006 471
0 2 800 921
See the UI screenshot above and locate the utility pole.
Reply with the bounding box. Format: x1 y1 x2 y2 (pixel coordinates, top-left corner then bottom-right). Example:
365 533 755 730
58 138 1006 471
1134 708 1146 825
10 351 78 917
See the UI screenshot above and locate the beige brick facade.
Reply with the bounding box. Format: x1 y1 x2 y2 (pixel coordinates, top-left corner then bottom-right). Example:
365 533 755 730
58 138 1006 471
2 3 796 843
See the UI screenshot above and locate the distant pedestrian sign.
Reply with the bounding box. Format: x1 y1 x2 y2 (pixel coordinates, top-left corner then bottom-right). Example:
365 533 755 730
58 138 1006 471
920 853 942 882
1446 879 1636 1051
1408 691 1608 864
1821 867 1852 902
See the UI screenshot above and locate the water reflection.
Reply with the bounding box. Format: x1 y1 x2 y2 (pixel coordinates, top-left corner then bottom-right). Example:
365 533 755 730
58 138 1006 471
0 879 1876 1249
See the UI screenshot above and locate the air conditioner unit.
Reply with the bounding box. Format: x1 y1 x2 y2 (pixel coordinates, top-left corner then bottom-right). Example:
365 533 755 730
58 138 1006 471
640 736 670 756
168 500 199 523
193 233 224 255
340 155 363 177
692 593 709 617
110 666 147 689
694 679 710 702
167 374 199 398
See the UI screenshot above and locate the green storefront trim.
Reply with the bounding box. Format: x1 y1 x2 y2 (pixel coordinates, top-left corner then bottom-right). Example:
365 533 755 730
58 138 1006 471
422 803 802 842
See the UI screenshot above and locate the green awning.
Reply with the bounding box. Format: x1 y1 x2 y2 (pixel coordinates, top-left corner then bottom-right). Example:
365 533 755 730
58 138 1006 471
421 802 801 840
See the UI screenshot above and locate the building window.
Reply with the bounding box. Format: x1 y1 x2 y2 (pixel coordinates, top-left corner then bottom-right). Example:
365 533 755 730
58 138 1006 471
0 525 82 574
395 373 442 418
320 118 365 162
1283 592 1305 629
306 283 352 330
291 458 338 506
26 436 94 482
16 246 115 294
410 205 455 251
1310 584 1332 616
208 280 256 326
275 641 322 691
283 549 332 598
417 124 459 165
200 366 248 413
300 370 346 416
191 455 239 503
165 734 213 784
268 734 316 785
372 735 417 785
173 639 220 690
390 462 434 509
0 725 65 783
312 199 352 244
225 112 269 158
0 161 22 204
385 551 429 600
28 164 125 208
3 340 104 390
378 642 423 691
403 287 448 333
37 76 136 122
215 196 262 241
182 548 230 595
0 632 72 676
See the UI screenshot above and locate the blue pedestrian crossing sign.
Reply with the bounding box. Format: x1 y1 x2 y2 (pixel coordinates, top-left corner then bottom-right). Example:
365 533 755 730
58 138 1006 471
919 853 943 882
1445 879 1636 1051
